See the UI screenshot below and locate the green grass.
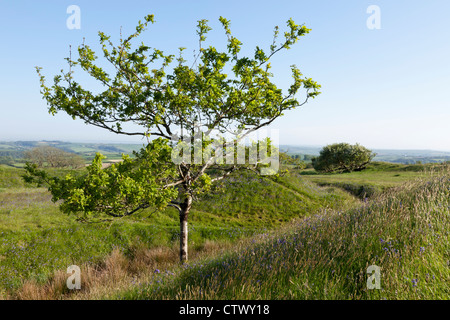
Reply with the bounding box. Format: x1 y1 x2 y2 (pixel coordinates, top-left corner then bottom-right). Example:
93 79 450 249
0 165 86 191
298 161 443 199
2 162 448 299
119 170 450 300
189 170 357 228
0 165 30 191
0 186 179 290
0 165 356 295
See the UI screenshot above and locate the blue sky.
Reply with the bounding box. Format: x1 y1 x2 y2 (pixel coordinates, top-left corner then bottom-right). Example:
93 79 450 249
1 1 449 151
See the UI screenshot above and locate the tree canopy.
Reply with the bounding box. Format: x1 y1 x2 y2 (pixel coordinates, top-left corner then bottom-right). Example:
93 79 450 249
25 14 321 263
24 146 85 168
312 143 376 173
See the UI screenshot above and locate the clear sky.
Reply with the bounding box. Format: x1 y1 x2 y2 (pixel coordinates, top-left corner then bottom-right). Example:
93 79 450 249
1 1 449 151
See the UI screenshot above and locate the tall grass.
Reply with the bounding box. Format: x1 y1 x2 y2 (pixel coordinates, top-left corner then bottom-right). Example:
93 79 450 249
119 171 450 300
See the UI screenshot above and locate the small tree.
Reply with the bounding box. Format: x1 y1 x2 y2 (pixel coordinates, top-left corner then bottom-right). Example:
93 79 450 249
312 143 376 173
25 14 321 263
24 146 85 168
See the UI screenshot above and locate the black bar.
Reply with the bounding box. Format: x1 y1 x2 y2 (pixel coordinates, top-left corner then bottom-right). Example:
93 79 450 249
1 299 447 319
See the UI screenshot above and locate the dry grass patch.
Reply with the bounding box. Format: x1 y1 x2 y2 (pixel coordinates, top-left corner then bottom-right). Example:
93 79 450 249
6 239 235 300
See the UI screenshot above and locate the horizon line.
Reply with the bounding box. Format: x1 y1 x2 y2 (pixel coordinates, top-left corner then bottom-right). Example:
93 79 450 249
1 139 450 154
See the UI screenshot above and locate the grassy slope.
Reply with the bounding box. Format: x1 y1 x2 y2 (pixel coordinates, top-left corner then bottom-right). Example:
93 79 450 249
120 168 450 300
0 165 356 294
3 163 447 299
298 161 439 199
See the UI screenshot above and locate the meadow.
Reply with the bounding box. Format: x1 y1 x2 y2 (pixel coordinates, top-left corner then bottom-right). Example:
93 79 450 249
0 161 448 299
0 163 356 298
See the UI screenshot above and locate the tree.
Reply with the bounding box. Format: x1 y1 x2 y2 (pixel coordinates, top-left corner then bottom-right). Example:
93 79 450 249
279 152 306 169
312 143 376 173
25 14 321 263
0 156 14 166
24 146 85 168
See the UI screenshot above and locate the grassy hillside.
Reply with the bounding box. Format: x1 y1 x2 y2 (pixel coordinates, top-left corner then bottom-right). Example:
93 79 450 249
299 161 444 199
118 168 450 300
0 165 356 297
2 162 447 299
0 165 29 191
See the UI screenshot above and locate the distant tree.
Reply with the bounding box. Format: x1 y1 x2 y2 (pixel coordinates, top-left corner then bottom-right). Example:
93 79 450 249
0 151 24 159
24 14 320 263
279 152 306 169
15 141 37 147
25 146 85 168
312 143 376 173
0 156 14 166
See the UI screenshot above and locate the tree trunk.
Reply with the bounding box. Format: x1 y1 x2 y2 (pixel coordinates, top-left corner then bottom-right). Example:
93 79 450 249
179 195 192 263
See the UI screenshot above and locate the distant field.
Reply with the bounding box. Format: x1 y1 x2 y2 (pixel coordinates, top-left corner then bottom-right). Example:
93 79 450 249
0 141 144 168
2 141 450 167
280 145 450 164
0 144 15 150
